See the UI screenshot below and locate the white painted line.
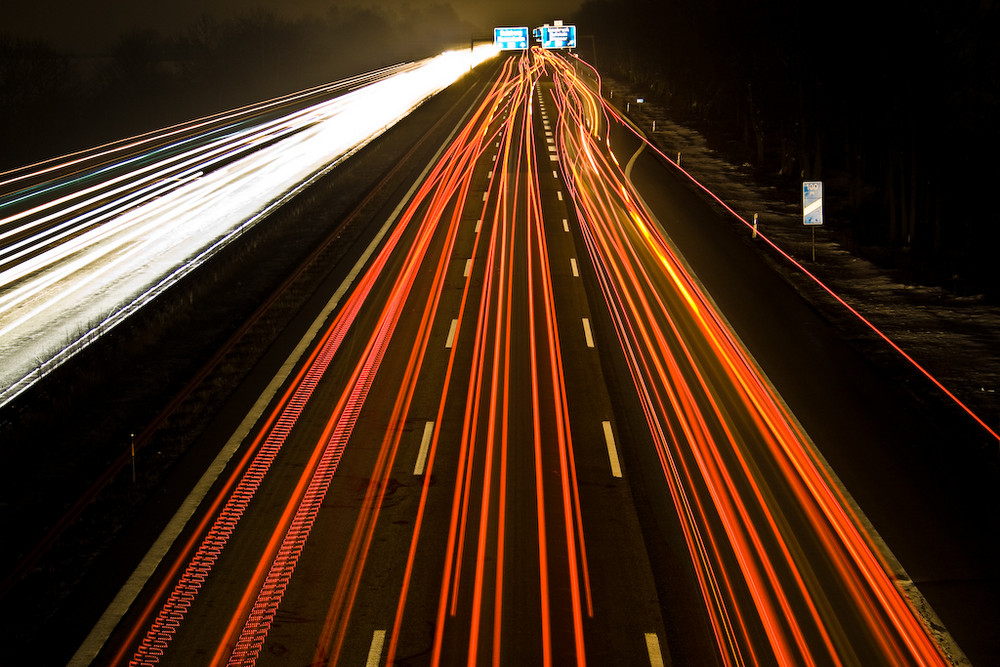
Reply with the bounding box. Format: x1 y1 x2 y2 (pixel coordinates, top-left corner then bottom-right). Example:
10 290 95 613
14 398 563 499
553 170 559 179
563 218 569 232
492 154 497 162
475 219 482 233
445 318 458 348
414 421 434 475
645 632 664 667
482 191 489 202
488 170 493 179
602 421 622 478
546 137 555 144
582 317 594 348
464 258 473 277
366 630 387 667
549 154 559 162
570 258 579 277
545 130 553 136
557 191 563 201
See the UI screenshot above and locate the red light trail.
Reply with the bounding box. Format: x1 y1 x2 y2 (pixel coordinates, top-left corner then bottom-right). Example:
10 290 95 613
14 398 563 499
542 49 956 665
86 48 965 667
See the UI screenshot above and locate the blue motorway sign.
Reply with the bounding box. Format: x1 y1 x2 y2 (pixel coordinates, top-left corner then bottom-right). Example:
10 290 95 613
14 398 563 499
494 26 529 50
541 24 577 49
802 181 824 226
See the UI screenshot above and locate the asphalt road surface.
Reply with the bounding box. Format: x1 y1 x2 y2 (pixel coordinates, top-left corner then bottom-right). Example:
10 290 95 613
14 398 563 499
63 50 995 667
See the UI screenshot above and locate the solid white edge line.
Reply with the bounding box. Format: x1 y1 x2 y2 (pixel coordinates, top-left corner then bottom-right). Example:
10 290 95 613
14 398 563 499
602 420 622 478
67 71 486 666
366 630 387 667
445 318 458 349
414 421 434 475
582 317 594 348
644 632 665 667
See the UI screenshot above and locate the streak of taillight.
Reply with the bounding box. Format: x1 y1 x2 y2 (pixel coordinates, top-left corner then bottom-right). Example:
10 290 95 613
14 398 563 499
549 51 952 665
384 66 516 667
526 109 589 663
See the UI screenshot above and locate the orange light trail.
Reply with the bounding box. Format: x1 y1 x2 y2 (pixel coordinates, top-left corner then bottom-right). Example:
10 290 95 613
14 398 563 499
104 47 966 667
540 49 954 666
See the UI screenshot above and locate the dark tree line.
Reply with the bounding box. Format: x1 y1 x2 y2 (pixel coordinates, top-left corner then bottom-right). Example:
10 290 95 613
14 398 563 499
1 4 474 172
574 0 1000 297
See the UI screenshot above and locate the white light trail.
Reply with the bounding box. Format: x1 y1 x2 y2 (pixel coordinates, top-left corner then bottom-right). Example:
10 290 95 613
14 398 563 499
0 44 499 407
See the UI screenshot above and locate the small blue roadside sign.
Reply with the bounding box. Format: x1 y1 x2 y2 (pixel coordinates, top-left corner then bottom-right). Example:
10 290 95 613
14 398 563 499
494 27 529 50
803 181 823 226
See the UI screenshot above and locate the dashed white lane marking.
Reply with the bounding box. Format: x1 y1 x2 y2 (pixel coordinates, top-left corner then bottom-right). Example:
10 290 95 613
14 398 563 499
563 218 569 232
582 317 594 348
557 191 563 201
482 191 489 202
553 170 559 179
570 258 579 277
475 219 482 233
414 421 434 475
445 318 458 349
602 421 623 478
645 632 665 667
366 630 387 667
464 258 473 277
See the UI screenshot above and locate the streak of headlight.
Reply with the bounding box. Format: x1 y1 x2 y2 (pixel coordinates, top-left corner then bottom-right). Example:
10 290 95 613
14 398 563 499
0 63 415 191
0 44 498 409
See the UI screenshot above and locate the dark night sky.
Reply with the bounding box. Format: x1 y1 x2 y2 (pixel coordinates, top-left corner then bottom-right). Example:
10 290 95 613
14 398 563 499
5 0 583 53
